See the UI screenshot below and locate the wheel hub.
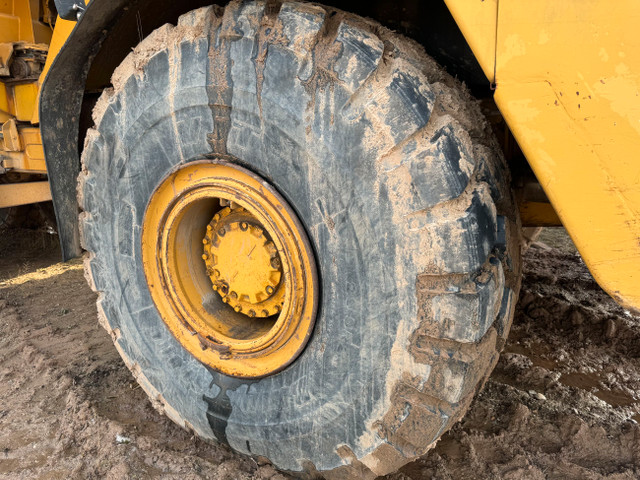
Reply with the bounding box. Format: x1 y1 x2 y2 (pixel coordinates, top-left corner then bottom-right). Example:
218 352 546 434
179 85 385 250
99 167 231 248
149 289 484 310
141 160 318 378
203 204 284 317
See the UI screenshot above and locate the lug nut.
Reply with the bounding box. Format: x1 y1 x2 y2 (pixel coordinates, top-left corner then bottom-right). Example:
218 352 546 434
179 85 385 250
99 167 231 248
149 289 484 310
271 257 281 269
266 286 274 295
202 253 209 260
218 228 226 237
262 310 270 317
248 310 256 318
234 305 242 313
202 238 209 245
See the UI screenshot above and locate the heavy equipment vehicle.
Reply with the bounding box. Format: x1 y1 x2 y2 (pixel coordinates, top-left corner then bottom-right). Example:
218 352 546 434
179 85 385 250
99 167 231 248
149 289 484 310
1 0 638 477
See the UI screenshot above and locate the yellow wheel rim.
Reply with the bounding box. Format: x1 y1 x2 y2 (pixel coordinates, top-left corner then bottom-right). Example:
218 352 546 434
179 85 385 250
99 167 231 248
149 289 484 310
141 160 318 378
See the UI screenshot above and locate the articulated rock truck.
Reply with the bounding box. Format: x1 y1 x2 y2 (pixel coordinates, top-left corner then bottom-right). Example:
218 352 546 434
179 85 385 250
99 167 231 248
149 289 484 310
1 0 638 477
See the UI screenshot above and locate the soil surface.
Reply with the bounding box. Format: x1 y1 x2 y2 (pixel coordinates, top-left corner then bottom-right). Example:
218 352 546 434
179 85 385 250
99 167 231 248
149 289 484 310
1 226 639 479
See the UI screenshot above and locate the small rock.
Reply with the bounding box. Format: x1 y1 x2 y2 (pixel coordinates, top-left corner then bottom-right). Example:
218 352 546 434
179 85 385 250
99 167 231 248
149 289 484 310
528 390 547 401
605 319 617 338
115 434 131 445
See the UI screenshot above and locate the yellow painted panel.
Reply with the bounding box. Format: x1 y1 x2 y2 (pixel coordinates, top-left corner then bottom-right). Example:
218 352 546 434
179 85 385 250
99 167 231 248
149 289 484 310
0 1 13 15
13 82 37 121
0 81 9 118
0 15 19 43
496 2 640 86
490 1 640 312
496 81 640 311
12 0 34 42
445 0 640 311
443 0 497 82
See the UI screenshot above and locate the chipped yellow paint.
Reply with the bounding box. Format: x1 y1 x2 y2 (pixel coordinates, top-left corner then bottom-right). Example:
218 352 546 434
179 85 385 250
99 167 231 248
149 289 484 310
448 0 640 311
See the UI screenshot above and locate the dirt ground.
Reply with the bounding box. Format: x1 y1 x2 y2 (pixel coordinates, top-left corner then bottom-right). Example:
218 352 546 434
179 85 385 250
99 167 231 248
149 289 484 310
1 226 639 479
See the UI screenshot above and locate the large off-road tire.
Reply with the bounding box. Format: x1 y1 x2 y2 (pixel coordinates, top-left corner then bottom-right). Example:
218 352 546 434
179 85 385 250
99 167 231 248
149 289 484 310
78 2 521 477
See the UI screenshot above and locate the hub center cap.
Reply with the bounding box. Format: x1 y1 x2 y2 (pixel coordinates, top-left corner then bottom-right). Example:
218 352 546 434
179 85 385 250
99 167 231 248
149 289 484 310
203 204 284 317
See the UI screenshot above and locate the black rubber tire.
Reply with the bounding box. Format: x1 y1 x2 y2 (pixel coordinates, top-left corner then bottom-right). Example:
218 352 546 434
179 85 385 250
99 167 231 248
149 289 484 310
78 2 522 477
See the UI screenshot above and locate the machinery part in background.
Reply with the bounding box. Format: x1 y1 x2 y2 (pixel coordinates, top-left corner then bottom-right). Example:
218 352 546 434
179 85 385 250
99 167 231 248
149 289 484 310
1 44 49 175
0 43 48 81
1 0 53 211
78 3 521 477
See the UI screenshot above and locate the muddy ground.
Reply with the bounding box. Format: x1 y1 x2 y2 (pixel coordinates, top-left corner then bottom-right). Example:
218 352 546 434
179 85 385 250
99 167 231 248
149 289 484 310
0 226 639 479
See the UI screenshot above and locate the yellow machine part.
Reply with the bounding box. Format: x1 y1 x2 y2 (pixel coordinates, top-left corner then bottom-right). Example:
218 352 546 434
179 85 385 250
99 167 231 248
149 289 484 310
1 124 46 173
446 0 640 312
0 0 52 44
0 1 69 208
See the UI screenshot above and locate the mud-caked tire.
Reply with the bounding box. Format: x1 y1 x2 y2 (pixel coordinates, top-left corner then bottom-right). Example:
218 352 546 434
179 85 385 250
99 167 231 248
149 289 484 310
78 2 521 477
